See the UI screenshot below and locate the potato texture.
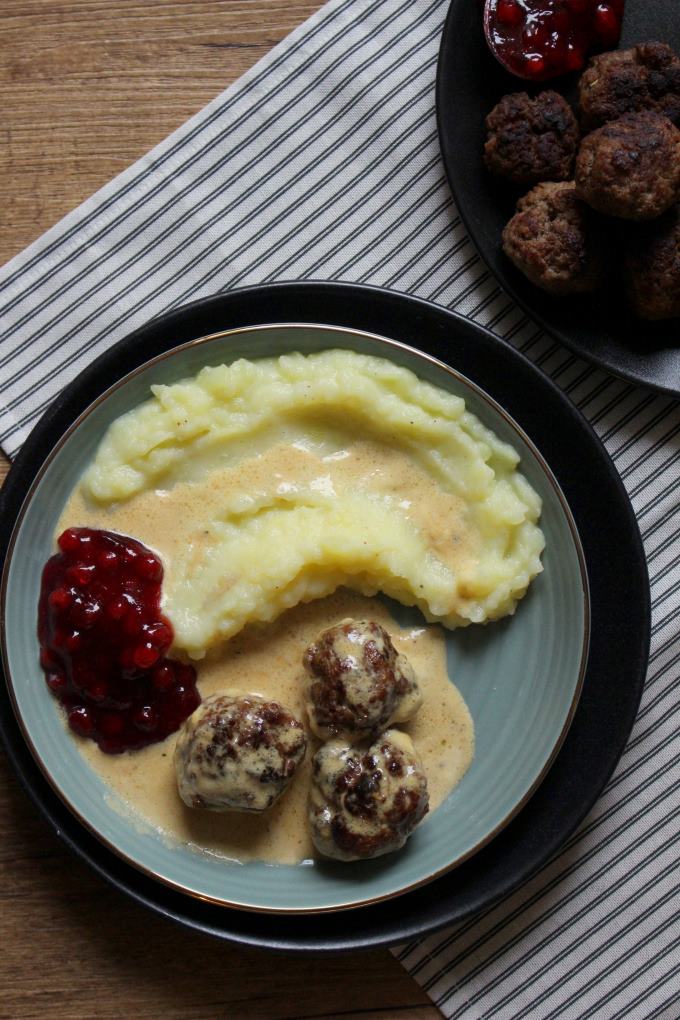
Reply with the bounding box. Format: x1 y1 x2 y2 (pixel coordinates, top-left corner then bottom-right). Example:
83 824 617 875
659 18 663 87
80 351 545 657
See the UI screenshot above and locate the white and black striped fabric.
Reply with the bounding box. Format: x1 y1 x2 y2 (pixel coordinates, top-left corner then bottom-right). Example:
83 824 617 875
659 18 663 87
0 2 678 1016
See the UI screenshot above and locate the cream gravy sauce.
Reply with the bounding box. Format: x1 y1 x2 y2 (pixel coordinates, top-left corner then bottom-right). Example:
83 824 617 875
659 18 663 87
59 441 475 864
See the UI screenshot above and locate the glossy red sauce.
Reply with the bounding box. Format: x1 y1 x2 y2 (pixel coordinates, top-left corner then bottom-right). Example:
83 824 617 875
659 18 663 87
38 528 200 753
485 0 624 80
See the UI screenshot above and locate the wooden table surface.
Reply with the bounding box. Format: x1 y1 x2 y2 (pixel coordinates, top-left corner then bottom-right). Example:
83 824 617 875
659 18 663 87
0 4 441 1018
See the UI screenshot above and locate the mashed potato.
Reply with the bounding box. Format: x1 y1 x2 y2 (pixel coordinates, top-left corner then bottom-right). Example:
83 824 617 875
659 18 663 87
80 350 544 657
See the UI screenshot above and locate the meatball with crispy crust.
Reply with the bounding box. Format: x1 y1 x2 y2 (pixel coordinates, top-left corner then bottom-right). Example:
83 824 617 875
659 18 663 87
309 730 429 861
484 91 579 185
579 42 680 132
175 693 306 812
625 206 680 320
502 182 604 295
575 112 680 221
303 619 422 742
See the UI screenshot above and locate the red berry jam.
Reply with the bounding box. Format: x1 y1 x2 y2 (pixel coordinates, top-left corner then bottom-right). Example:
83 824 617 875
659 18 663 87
484 0 625 80
38 528 200 754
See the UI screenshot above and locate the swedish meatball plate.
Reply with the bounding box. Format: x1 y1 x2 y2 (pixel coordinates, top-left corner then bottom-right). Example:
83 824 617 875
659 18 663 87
0 285 648 949
437 0 680 395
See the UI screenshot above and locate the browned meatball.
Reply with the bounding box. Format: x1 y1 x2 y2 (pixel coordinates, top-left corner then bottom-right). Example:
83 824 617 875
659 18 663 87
174 694 306 812
575 112 680 221
309 730 429 861
484 91 579 185
502 182 603 296
579 43 680 132
625 207 680 320
303 619 422 741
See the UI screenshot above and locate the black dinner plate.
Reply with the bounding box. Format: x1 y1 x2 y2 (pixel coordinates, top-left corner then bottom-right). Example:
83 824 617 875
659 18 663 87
437 0 680 396
0 282 649 952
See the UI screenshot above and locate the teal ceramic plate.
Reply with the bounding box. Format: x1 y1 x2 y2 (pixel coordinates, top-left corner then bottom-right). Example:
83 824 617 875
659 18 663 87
2 323 588 914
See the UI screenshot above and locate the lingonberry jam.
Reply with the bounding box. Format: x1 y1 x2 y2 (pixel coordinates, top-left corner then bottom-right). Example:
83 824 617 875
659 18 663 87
38 527 200 753
484 0 625 80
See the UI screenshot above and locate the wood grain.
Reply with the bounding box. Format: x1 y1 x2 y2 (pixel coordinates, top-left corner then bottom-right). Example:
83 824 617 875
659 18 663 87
0 3 441 1018
1 0 324 262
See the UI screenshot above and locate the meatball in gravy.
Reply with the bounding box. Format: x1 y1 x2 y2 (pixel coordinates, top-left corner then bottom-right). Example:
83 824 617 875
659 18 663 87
484 91 579 185
575 112 680 221
502 181 603 295
175 694 306 812
625 206 680 321
303 619 422 741
309 730 429 861
579 43 680 132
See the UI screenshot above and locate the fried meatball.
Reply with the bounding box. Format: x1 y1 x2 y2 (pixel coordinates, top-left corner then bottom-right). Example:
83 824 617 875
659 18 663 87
303 619 422 741
309 730 429 861
579 43 680 132
625 206 680 320
174 693 306 812
502 182 603 295
484 91 579 185
575 112 680 221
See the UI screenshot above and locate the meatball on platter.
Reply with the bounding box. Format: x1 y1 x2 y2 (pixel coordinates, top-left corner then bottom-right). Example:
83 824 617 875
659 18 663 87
437 0 680 395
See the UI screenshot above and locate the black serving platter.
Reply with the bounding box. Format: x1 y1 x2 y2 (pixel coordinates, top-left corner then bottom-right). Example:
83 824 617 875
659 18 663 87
437 0 680 396
0 283 649 952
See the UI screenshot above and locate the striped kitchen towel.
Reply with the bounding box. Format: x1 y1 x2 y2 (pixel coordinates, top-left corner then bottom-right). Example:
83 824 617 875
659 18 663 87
0 1 678 1017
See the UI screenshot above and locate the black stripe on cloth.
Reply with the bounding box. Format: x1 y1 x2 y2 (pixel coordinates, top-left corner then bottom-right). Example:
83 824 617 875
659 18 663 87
573 375 616 410
0 2 440 378
628 450 680 500
631 696 680 749
244 137 446 286
643 500 680 540
466 289 506 322
652 603 680 639
644 652 680 693
649 630 680 668
381 213 469 289
0 89 441 441
419 251 480 299
517 331 548 356
548 353 579 381
564 364 604 397
652 574 680 610
406 701 680 962
307 175 452 279
0 0 374 304
500 315 535 344
461 871 680 1019
548 926 680 1020
409 236 475 295
586 383 636 427
618 421 680 476
610 400 679 456
410 768 680 988
634 670 680 726
413 744 680 997
534 342 562 368
601 392 659 442
437 852 680 1014
425 256 484 304
637 476 680 522
631 976 680 1020
338 189 456 280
